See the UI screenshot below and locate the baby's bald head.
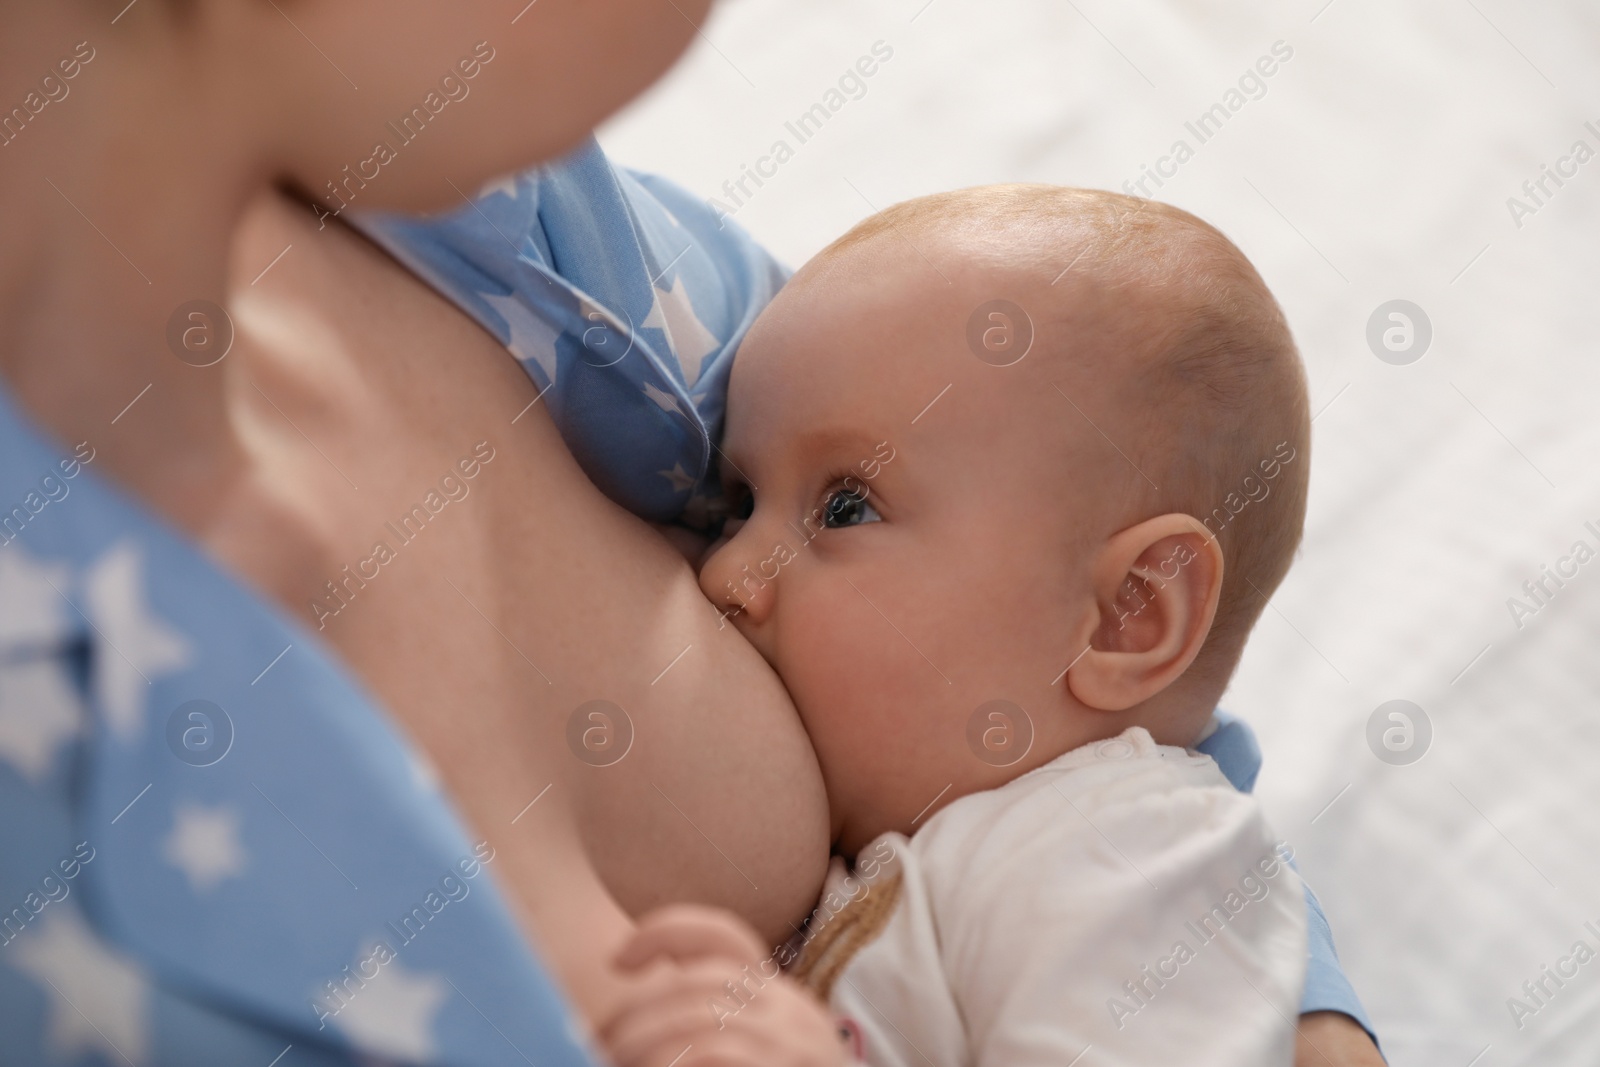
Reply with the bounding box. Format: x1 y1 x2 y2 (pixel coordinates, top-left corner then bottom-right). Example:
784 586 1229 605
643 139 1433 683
708 184 1310 837
816 185 1310 687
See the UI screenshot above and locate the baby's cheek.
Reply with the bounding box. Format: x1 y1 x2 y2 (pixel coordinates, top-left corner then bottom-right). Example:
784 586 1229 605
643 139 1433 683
783 593 882 752
781 583 956 820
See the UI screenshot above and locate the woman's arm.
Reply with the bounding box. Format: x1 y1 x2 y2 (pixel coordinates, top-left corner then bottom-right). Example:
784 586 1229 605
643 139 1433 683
1197 713 1382 1063
1297 1013 1386 1067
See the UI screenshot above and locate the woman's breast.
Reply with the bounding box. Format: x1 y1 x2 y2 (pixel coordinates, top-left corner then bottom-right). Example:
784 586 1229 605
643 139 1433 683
220 192 831 960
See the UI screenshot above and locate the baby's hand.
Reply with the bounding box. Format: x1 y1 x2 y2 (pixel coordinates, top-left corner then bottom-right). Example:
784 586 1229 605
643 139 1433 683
602 904 849 1067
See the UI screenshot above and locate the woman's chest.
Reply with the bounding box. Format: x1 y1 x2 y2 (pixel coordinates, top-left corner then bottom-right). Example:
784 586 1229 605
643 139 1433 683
209 201 831 963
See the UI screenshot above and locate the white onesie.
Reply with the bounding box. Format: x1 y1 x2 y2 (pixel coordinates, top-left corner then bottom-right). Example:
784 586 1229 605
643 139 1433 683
787 727 1308 1067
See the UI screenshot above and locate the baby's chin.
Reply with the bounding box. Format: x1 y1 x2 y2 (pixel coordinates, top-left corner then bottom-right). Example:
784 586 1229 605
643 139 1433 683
822 759 944 861
831 816 882 862
791 687 979 859
801 725 894 859
832 787 954 859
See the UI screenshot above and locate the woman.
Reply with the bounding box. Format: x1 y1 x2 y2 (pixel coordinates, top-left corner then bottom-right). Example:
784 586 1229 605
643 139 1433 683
0 1 1377 1062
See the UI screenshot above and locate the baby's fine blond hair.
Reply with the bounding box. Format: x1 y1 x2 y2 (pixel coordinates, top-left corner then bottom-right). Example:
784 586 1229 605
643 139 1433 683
821 185 1311 685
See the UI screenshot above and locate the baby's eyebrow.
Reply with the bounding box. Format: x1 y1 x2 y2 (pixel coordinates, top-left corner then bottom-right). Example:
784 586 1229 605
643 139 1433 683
789 426 877 461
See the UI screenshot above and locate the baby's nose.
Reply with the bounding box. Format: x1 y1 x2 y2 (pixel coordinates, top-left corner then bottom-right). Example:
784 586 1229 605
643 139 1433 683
697 529 778 626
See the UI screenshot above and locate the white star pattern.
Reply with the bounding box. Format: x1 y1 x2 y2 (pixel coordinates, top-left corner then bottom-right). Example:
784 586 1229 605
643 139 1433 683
11 907 151 1066
657 463 695 494
329 949 450 1062
482 290 561 387
641 382 683 416
0 547 88 780
575 295 612 325
82 543 191 741
163 803 248 894
0 544 73 647
575 295 636 368
0 659 85 781
642 276 720 387
475 173 521 201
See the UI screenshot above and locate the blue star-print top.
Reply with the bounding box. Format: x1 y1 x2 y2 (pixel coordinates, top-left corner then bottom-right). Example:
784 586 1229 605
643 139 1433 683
0 392 598 1063
0 137 1368 1066
349 140 787 529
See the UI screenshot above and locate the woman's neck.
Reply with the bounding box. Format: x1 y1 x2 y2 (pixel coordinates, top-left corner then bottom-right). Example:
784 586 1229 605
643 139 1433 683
0 19 262 522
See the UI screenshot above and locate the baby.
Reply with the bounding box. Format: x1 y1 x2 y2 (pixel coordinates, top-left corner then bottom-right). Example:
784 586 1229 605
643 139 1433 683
602 186 1312 1066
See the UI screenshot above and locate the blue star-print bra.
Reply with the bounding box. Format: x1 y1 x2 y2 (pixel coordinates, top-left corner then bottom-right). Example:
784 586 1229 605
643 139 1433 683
0 137 1367 1066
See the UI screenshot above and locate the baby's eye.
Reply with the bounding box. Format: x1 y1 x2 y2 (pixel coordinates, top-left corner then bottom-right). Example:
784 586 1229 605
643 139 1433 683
821 485 881 529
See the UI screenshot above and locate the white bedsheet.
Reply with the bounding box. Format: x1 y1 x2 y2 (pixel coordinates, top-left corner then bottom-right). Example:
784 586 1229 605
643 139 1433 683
600 3 1600 1063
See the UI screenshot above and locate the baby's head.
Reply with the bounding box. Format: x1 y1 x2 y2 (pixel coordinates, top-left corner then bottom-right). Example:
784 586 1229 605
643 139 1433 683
699 186 1309 854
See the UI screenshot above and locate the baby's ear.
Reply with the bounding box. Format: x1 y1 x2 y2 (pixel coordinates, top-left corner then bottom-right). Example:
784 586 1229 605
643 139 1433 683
1066 514 1223 713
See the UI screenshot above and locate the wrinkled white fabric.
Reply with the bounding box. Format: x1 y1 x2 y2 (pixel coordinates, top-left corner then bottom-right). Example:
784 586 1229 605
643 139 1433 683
816 728 1305 1067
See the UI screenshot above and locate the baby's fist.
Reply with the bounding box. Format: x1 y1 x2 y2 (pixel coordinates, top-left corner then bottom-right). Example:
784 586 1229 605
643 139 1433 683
602 904 849 1067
